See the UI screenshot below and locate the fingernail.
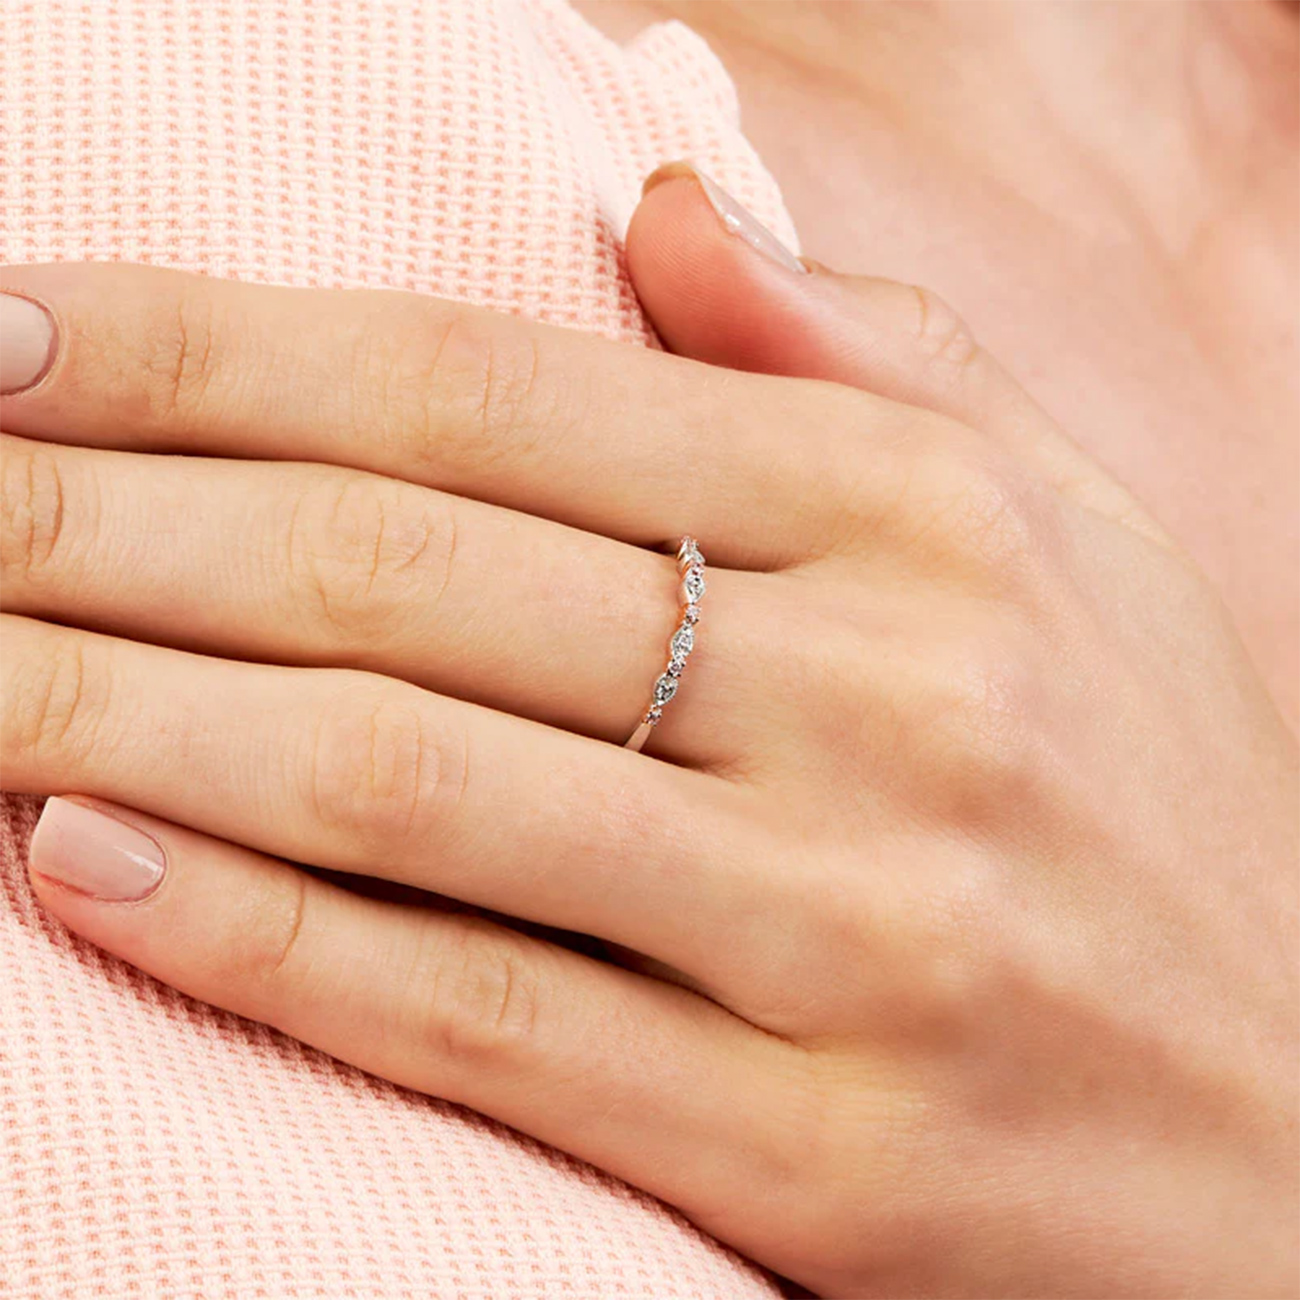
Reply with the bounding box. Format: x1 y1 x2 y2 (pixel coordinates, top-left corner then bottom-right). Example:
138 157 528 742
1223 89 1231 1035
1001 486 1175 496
0 292 58 394
643 161 809 275
29 797 165 902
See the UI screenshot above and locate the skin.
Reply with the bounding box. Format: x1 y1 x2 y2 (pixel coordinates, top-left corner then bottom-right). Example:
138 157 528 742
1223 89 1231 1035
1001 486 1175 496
0 160 1296 1297
579 0 1300 729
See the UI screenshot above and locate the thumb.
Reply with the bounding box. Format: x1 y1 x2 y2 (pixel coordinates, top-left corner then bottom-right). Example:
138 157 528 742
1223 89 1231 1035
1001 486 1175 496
626 161 1050 448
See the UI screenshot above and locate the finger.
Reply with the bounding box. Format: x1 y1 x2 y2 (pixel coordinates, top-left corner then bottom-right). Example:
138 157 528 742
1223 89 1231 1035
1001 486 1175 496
625 163 1132 512
26 795 805 1246
0 263 880 570
627 162 1043 426
1 615 785 994
0 434 760 763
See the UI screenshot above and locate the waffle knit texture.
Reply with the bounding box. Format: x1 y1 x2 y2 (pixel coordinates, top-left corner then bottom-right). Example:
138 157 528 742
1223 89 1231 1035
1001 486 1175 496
0 2 802 1296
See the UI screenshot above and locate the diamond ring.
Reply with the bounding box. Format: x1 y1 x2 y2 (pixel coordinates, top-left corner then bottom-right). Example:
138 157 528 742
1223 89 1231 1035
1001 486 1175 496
624 537 706 752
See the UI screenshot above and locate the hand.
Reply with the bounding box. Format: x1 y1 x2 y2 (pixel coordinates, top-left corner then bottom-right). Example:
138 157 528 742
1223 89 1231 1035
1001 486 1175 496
3 168 1296 1298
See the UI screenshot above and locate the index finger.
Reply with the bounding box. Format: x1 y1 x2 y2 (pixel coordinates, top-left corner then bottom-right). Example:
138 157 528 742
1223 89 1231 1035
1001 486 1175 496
0 262 881 569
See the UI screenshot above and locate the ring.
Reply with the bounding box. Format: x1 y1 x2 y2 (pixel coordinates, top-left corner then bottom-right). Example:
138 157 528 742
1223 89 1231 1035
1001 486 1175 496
624 537 706 752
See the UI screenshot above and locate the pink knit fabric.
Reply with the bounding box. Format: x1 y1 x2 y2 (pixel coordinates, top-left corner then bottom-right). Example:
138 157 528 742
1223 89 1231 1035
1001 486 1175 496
0 2 802 1296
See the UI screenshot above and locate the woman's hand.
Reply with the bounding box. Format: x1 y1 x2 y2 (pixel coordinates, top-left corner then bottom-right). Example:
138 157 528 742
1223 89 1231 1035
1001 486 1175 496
2 170 1296 1298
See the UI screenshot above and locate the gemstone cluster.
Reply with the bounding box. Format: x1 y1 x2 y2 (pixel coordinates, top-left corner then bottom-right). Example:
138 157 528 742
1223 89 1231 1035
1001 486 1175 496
637 537 706 732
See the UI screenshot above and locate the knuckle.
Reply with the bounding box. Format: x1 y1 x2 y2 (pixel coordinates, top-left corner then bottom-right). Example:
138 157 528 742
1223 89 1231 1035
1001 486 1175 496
911 636 1050 825
289 474 455 642
949 461 1039 564
140 288 218 425
877 849 1006 1045
417 928 544 1066
747 851 883 1032
5 632 104 769
910 284 981 377
823 410 1060 580
246 870 310 1006
307 686 452 851
0 444 72 587
466 321 543 453
377 303 549 479
906 444 1063 589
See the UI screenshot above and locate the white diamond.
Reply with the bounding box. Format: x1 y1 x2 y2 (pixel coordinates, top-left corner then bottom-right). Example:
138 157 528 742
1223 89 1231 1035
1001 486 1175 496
679 538 705 567
653 673 679 706
671 624 695 659
683 604 701 625
682 567 706 603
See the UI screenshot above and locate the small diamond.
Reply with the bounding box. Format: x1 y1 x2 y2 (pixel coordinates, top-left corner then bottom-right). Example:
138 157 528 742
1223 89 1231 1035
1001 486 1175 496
682 566 706 604
646 706 663 725
683 604 701 625
679 537 705 567
653 673 679 706
671 623 695 659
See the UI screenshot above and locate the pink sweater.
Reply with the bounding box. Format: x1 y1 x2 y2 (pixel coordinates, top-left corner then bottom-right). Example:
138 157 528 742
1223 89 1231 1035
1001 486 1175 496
0 2 803 1295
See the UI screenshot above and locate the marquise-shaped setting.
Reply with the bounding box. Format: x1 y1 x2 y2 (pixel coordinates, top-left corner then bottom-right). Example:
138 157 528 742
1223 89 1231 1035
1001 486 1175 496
625 535 708 751
671 622 695 660
677 537 705 569
653 673 679 706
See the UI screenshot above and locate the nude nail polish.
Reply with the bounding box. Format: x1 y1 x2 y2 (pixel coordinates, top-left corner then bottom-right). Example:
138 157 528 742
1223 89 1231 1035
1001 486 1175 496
0 293 58 394
29 797 166 902
644 160 809 275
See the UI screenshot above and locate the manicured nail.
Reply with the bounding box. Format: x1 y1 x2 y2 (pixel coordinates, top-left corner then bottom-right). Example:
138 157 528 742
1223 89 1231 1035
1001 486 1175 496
29 797 165 902
0 292 58 394
643 161 808 275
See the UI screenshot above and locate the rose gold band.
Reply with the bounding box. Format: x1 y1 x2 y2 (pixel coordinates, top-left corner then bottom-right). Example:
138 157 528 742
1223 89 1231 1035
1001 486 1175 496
624 537 706 753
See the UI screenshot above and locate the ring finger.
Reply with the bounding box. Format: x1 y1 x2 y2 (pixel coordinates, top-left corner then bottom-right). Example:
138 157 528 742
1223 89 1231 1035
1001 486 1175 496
0 433 760 764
